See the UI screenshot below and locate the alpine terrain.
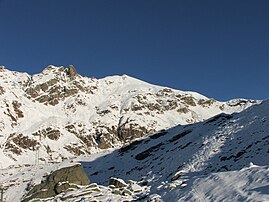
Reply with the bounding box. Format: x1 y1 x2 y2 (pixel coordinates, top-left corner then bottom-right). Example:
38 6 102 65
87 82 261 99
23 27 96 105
0 65 267 202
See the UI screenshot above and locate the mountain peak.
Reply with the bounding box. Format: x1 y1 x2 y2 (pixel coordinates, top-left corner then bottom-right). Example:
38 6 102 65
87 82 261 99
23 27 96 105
42 65 79 78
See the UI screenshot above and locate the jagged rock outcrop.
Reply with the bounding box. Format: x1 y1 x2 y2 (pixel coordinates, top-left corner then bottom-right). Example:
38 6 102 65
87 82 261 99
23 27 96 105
65 65 78 78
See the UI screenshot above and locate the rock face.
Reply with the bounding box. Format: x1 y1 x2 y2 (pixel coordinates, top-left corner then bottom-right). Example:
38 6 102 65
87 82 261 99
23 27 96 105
22 164 89 201
0 65 259 168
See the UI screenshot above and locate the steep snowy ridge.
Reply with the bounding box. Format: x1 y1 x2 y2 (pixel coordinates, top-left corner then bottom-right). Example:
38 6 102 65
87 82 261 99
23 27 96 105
81 100 269 182
0 99 269 201
0 65 258 168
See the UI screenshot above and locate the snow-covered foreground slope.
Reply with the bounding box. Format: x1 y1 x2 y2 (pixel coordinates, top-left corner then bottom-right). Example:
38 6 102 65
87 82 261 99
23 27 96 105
174 164 269 202
1 100 269 201
0 65 258 168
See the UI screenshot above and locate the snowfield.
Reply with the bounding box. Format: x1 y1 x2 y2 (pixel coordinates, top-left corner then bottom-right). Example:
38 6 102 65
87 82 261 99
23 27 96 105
0 99 269 201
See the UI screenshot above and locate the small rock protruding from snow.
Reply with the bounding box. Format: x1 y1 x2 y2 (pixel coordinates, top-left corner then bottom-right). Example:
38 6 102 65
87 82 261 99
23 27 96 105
148 194 163 202
171 171 184 181
109 177 128 188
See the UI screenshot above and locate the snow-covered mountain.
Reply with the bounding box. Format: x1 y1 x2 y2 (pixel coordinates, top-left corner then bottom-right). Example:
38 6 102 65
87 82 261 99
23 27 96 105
0 65 258 168
1 97 269 201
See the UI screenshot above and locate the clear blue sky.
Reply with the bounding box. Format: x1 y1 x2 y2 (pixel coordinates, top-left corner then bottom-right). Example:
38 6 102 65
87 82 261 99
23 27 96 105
0 0 268 101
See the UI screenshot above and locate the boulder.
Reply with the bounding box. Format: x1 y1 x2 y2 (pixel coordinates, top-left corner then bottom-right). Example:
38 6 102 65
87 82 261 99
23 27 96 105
22 164 89 201
171 171 183 181
109 177 128 188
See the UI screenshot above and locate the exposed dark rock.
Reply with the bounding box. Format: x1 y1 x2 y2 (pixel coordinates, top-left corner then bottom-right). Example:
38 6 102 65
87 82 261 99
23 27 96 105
65 124 77 135
11 134 38 151
181 97 196 106
119 139 144 155
147 103 162 111
47 130 61 140
117 122 150 143
4 141 22 155
0 86 5 95
77 135 96 148
32 128 61 141
180 141 192 149
22 164 89 201
219 104 225 110
24 68 86 105
177 107 189 114
227 99 249 107
163 100 178 110
220 156 227 161
5 108 17 123
90 171 99 176
131 104 144 111
46 78 59 86
12 101 24 118
40 83 49 91
171 172 183 181
96 133 117 149
198 99 216 107
96 109 111 116
156 88 173 96
25 87 39 98
134 93 180 112
64 144 87 156
168 130 192 143
150 130 168 139
135 143 164 160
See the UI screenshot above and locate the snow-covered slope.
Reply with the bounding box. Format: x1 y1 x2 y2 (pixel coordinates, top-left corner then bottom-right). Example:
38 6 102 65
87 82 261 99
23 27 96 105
0 98 269 201
174 164 269 202
0 65 258 168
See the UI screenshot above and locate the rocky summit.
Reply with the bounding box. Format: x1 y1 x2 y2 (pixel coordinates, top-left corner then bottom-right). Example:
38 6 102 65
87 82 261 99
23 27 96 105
0 65 258 168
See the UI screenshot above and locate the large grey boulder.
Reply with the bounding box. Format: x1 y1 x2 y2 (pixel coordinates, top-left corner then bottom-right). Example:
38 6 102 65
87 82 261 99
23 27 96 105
22 164 89 201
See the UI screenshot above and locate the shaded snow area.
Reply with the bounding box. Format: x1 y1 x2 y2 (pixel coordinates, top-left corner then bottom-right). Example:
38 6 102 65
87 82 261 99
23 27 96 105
1 100 269 201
